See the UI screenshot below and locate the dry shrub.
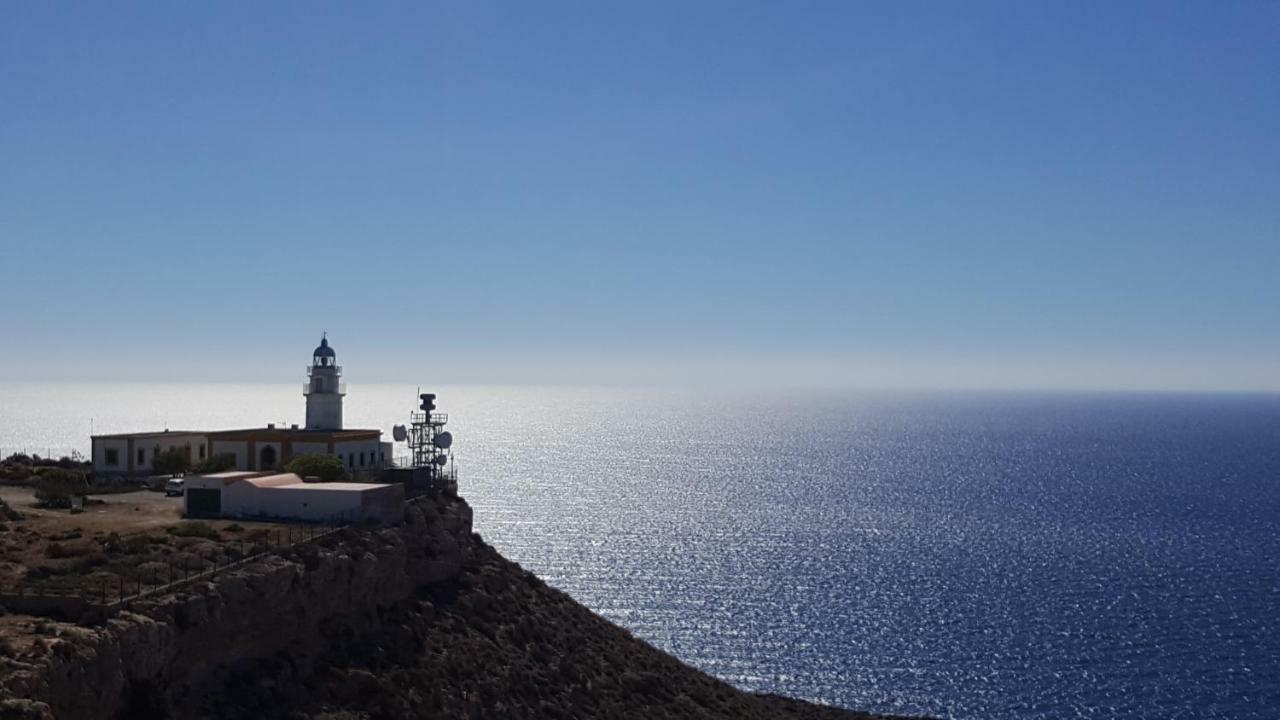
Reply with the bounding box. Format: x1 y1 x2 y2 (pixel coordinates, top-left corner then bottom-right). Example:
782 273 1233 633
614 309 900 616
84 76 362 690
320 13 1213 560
45 541 94 559
167 522 219 540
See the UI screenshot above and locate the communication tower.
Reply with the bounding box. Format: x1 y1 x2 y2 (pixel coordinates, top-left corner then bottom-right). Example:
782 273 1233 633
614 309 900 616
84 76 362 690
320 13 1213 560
392 392 456 495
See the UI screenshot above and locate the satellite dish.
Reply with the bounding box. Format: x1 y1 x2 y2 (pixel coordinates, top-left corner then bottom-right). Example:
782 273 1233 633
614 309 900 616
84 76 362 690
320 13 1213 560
433 431 453 449
392 424 407 442
434 454 449 466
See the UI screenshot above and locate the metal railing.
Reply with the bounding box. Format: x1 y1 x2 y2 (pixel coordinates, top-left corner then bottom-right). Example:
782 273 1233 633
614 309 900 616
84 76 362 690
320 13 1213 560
302 382 346 396
305 365 342 376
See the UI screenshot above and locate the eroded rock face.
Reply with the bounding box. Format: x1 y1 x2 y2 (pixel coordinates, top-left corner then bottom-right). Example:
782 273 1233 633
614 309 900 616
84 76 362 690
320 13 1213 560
0 497 474 720
199 540 909 720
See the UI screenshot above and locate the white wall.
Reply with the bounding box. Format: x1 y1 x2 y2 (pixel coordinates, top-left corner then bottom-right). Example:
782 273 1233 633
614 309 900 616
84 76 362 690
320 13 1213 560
291 442 329 457
222 479 267 516
210 441 249 470
305 391 343 430
92 438 130 473
262 486 363 521
187 476 403 524
334 438 386 472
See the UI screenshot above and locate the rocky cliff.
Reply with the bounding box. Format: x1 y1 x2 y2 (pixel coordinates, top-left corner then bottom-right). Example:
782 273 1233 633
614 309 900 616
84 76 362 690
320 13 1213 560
0 496 916 720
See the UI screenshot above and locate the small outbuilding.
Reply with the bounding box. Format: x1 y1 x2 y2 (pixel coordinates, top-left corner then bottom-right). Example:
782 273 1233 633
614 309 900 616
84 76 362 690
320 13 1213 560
183 471 404 525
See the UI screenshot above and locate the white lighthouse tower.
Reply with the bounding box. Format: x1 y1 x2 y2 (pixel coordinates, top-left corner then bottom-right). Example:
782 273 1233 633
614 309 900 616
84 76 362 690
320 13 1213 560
304 334 345 430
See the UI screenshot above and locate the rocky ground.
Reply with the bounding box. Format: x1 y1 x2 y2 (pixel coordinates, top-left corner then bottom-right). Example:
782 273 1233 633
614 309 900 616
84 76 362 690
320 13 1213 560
0 486 300 598
202 538 919 720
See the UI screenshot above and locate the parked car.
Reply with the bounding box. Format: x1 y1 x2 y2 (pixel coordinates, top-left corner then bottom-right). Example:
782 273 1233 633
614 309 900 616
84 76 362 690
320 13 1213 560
164 477 185 497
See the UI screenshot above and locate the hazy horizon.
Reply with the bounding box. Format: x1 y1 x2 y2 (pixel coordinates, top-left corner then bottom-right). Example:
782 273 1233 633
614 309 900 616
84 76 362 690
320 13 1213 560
3 3 1277 392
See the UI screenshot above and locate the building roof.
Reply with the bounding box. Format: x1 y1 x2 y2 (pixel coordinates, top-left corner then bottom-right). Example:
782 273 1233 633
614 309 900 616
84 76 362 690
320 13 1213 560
196 471 272 486
205 427 381 441
91 429 204 440
273 481 393 492
92 428 382 442
313 336 336 358
243 473 305 488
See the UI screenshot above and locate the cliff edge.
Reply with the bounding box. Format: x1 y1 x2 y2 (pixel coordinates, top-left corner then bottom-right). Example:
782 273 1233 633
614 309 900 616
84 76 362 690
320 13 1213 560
0 495 920 720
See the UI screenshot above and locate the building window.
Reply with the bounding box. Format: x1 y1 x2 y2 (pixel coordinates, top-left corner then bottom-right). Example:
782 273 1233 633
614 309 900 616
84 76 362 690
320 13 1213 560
348 454 354 469
199 445 206 459
359 451 365 467
137 448 146 465
105 449 119 466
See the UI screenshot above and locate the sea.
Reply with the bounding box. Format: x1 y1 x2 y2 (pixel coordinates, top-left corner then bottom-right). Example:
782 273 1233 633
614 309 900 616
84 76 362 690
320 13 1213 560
3 383 1278 719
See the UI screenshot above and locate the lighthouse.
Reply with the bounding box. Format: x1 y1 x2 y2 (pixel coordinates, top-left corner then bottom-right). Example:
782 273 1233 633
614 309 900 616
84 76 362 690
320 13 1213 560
91 334 391 478
304 334 345 430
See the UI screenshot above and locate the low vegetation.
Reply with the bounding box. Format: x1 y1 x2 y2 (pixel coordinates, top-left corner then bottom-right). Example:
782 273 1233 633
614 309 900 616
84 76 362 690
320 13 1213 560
193 453 237 474
285 454 350 483
15 521 276 598
166 522 220 540
32 469 88 508
151 449 191 477
0 452 90 483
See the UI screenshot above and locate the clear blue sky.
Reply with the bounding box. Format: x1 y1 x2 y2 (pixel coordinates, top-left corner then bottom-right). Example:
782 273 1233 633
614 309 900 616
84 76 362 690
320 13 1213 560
2 2 1277 389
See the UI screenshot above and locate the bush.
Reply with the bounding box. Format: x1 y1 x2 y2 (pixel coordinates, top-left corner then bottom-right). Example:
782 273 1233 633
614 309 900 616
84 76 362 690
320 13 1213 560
0 498 21 521
167 522 219 540
86 477 144 495
33 469 88 508
123 534 161 554
285 454 350 483
151 449 190 477
193 453 236 474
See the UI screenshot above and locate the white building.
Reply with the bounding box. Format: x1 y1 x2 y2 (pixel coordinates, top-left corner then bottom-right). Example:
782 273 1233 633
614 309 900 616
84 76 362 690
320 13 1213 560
183 471 405 525
90 430 211 476
91 336 392 476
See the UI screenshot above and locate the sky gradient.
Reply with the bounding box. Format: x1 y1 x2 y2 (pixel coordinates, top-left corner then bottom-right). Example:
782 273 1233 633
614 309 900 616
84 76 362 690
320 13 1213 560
2 2 1278 390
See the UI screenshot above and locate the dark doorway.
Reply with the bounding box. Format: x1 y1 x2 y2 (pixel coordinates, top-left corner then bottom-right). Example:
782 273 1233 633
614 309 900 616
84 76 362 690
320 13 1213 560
186 489 221 517
260 445 278 470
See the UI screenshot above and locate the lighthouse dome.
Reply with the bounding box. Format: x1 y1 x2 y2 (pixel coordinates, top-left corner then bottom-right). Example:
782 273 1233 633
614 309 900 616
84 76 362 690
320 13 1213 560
313 336 336 358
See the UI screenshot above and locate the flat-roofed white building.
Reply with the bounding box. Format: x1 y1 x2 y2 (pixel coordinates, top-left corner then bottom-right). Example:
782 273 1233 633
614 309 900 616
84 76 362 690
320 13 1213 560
91 430 211 476
184 471 404 525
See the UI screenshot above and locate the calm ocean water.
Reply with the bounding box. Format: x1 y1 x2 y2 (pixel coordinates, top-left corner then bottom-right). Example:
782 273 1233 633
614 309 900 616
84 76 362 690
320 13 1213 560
3 383 1279 719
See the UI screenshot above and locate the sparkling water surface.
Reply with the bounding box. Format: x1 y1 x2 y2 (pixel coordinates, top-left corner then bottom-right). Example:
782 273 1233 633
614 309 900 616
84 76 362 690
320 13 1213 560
3 383 1278 719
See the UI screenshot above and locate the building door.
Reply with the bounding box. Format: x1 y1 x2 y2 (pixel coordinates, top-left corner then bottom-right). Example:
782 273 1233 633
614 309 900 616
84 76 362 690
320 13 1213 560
260 445 278 470
187 489 221 517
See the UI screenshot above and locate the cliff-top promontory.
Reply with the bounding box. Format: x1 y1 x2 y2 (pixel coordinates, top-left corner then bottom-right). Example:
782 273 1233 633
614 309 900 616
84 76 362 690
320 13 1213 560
0 489 921 719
